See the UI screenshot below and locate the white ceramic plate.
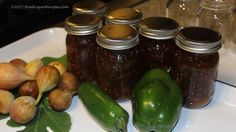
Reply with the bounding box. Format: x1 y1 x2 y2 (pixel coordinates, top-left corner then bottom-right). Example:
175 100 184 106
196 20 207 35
1 28 236 132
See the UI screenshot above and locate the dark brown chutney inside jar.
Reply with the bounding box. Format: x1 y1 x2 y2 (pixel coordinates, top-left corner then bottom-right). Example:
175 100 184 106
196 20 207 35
138 17 179 70
96 24 142 100
170 27 222 109
65 14 102 83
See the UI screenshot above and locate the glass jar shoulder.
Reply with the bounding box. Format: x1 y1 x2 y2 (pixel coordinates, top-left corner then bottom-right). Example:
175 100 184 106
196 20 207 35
139 35 175 50
173 48 219 68
66 33 97 47
96 46 140 62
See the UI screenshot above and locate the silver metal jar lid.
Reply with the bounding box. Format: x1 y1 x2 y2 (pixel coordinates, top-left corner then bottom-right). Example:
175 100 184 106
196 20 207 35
72 0 107 16
176 27 222 53
64 14 102 36
96 24 139 50
105 8 143 28
139 17 179 40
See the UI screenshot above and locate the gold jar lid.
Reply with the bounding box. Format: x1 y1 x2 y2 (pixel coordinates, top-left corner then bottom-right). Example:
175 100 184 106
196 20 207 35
72 0 107 16
64 14 102 35
105 8 143 28
96 24 139 50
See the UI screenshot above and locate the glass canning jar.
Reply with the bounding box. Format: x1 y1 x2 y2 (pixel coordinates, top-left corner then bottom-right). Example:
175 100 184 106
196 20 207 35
231 11 236 51
139 17 179 70
65 14 102 83
105 8 143 28
170 27 222 109
166 0 201 27
96 24 142 100
72 0 107 16
197 0 234 48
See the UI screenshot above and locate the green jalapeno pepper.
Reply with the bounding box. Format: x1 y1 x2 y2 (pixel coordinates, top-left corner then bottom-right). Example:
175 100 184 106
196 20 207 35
78 83 129 132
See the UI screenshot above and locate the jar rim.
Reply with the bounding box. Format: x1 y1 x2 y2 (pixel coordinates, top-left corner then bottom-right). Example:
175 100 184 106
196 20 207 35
105 8 143 28
96 24 139 50
72 0 107 15
139 17 179 40
176 27 222 53
64 14 102 35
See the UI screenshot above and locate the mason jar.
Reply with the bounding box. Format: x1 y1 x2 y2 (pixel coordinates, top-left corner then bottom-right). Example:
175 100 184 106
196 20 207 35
72 0 107 16
231 11 236 51
197 0 234 48
139 17 179 70
96 24 142 100
65 14 102 83
170 27 222 109
166 0 200 27
105 8 143 28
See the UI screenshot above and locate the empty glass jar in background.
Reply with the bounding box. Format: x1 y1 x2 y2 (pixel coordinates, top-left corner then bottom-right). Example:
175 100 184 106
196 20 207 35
166 0 201 27
230 9 236 51
197 0 234 48
72 0 107 16
134 0 167 17
105 8 143 28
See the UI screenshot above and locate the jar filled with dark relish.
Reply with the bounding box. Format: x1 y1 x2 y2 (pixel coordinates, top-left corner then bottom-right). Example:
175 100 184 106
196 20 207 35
170 27 222 109
138 17 179 70
72 0 107 16
65 14 102 83
96 24 142 100
105 8 143 28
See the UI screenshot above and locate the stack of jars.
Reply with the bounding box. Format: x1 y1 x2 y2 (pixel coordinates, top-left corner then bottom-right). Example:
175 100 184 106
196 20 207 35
65 0 222 109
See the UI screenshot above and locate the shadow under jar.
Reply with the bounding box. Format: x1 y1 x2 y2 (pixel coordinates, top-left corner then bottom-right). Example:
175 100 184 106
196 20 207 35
139 17 179 70
65 14 102 83
170 27 222 109
96 24 142 100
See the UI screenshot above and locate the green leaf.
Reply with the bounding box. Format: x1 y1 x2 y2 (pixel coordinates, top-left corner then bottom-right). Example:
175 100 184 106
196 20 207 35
0 114 9 120
7 97 71 132
41 54 67 66
6 119 22 127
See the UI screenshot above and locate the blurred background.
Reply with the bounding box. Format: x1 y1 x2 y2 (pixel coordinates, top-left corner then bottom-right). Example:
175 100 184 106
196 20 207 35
0 0 76 47
0 0 144 47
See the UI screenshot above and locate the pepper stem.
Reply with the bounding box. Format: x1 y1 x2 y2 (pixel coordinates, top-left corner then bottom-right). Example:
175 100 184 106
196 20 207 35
71 90 77 96
34 92 43 106
23 74 35 81
115 117 127 132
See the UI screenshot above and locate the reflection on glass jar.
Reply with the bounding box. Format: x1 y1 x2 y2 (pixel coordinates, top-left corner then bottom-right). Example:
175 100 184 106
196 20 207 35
170 27 221 109
166 0 200 27
197 0 234 48
65 14 102 83
96 24 142 100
